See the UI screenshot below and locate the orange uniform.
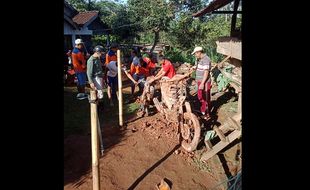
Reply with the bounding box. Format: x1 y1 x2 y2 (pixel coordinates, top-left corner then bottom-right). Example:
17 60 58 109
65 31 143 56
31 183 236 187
105 50 117 65
72 47 86 72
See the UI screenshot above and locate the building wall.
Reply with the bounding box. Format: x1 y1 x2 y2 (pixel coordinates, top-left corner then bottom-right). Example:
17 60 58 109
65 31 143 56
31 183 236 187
64 20 94 48
64 21 93 35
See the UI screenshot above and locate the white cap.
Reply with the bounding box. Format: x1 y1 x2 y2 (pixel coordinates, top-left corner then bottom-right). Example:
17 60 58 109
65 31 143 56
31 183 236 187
191 46 203 55
75 39 83 45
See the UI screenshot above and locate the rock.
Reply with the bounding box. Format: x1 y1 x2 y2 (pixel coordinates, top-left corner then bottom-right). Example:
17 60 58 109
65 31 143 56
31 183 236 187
156 179 171 190
174 149 180 155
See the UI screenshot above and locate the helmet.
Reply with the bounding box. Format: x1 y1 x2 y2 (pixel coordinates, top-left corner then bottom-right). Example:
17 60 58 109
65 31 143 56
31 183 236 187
93 45 104 53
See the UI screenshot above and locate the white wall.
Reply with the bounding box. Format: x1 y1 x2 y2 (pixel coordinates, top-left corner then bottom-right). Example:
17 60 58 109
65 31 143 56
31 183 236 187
64 21 93 35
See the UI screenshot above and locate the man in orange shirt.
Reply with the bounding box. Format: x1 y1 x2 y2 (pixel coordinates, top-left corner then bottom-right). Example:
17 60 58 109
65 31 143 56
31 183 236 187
105 43 118 65
105 43 119 105
142 53 156 76
72 39 89 100
130 50 145 95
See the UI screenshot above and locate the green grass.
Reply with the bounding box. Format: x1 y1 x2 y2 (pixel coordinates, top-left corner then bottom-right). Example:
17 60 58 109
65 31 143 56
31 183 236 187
124 101 140 117
64 87 140 138
191 149 213 173
64 90 90 137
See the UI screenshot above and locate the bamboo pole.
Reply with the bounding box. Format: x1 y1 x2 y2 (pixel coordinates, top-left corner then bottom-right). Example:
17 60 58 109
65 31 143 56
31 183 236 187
97 118 104 156
117 50 123 127
90 90 100 190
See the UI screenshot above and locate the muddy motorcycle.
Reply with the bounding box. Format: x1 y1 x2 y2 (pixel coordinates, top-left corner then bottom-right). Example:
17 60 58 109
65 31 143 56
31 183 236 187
139 68 201 152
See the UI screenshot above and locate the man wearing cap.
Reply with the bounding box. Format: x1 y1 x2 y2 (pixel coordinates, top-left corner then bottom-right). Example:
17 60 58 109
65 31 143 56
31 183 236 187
87 45 105 101
72 39 88 100
192 46 212 120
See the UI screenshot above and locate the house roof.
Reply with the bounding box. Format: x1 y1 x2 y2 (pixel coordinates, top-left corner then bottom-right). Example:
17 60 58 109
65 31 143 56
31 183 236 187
192 0 234 17
72 11 99 26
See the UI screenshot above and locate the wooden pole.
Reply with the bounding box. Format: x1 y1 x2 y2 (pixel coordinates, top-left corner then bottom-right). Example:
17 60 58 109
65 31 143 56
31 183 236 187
97 118 104 156
90 90 100 190
117 50 123 127
230 0 240 37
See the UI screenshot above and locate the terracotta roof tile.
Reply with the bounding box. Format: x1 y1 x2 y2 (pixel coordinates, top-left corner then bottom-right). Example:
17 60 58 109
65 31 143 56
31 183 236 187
72 11 98 25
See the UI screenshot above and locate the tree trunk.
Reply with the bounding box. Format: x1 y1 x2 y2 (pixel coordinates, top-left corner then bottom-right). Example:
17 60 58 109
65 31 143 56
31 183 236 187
150 30 160 53
87 0 91 11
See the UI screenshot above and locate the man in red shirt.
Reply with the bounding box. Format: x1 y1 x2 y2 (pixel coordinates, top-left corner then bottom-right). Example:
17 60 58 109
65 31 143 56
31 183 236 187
149 55 175 83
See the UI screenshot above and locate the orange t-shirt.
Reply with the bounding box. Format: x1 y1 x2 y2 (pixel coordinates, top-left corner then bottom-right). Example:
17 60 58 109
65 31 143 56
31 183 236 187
143 57 156 69
105 50 117 65
72 47 86 72
130 63 142 75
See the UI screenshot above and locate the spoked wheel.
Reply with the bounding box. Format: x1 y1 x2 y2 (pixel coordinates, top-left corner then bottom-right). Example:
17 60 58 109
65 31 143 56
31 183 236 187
181 112 201 152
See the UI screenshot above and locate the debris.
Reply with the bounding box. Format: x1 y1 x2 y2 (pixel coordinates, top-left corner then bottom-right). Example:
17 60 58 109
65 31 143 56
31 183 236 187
131 127 138 133
156 179 171 190
142 122 147 128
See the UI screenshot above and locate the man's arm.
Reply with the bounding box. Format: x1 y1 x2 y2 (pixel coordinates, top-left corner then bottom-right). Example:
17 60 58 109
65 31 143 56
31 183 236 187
148 68 165 84
87 58 95 88
154 70 166 81
154 67 163 78
123 69 138 85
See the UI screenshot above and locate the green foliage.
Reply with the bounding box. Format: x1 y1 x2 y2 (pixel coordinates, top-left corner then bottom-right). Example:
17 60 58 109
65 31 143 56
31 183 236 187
216 73 230 92
204 46 225 63
164 47 195 63
91 34 118 49
127 0 174 51
96 1 139 42
67 0 97 11
127 0 173 32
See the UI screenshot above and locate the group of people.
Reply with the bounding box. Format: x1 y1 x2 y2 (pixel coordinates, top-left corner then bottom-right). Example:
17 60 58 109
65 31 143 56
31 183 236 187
66 38 212 120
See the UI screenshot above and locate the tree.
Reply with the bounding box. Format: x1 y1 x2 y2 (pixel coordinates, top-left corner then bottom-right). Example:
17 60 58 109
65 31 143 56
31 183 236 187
66 0 97 11
127 0 174 52
95 1 140 44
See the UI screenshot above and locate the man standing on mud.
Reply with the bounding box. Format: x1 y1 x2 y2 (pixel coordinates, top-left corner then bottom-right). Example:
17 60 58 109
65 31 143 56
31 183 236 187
192 46 212 120
72 39 89 100
87 45 105 100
